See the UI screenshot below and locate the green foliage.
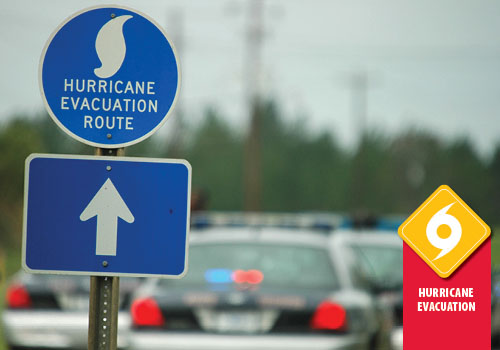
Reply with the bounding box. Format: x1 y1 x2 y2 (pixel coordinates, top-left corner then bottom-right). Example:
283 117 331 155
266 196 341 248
0 114 92 248
0 117 46 247
0 104 498 254
389 129 444 211
259 101 348 211
440 138 490 218
183 108 244 210
486 144 500 226
347 131 394 214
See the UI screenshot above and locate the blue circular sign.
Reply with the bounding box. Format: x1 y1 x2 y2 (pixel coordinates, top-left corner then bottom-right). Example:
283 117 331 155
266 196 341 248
39 6 180 148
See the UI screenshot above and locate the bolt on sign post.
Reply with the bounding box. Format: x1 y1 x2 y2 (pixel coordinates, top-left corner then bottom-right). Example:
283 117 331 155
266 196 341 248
29 5 188 350
90 148 122 350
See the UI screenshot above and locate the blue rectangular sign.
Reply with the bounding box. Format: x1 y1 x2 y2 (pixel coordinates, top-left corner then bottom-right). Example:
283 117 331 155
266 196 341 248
23 154 191 278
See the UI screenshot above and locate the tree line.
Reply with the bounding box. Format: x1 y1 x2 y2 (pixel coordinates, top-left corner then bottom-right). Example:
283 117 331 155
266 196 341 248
0 101 499 248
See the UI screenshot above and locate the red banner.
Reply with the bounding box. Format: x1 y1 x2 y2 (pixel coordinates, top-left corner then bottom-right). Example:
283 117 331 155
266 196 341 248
403 240 491 349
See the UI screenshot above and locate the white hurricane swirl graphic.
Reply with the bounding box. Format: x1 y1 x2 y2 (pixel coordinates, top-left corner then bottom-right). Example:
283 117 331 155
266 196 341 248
94 15 133 79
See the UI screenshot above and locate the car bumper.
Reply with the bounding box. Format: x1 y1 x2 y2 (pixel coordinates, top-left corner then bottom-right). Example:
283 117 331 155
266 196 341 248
129 331 368 350
390 326 403 350
1 310 130 349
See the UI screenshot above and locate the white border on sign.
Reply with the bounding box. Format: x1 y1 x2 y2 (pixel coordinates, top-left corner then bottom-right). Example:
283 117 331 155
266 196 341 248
38 5 181 148
22 153 191 279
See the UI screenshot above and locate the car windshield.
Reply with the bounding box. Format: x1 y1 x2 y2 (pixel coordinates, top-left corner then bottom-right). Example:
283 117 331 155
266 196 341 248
350 243 403 288
161 243 339 290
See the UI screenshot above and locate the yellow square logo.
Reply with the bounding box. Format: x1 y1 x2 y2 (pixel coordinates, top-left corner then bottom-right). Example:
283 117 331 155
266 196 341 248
398 185 490 278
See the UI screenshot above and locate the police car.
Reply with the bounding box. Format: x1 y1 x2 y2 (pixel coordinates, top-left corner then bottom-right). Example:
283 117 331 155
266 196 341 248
128 222 389 350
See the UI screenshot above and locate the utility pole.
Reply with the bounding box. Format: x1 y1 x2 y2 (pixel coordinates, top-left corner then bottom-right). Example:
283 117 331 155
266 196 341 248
165 8 185 158
348 71 375 213
350 71 368 146
244 0 265 211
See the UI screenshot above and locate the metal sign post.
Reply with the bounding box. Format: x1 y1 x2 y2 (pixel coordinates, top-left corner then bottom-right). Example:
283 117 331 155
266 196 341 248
32 5 186 350
23 151 191 348
88 147 123 350
88 276 119 350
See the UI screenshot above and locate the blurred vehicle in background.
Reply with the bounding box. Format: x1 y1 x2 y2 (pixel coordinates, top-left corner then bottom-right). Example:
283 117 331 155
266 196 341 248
128 226 388 350
190 211 345 232
492 267 500 346
2 272 142 349
333 229 403 350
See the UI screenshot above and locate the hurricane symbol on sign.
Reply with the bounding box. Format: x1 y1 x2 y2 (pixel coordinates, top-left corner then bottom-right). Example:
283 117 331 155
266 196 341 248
426 203 462 260
94 15 133 79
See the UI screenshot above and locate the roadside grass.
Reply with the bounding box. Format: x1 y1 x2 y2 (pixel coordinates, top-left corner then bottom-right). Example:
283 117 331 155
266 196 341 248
492 230 500 268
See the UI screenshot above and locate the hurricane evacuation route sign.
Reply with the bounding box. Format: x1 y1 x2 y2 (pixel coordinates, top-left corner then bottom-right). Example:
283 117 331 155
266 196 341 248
39 5 180 148
22 154 191 278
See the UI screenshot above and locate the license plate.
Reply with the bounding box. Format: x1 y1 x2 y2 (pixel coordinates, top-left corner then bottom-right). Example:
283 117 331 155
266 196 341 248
216 311 261 332
196 309 278 333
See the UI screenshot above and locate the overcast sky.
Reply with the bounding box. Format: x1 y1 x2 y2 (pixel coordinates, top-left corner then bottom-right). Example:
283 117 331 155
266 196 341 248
2 0 500 156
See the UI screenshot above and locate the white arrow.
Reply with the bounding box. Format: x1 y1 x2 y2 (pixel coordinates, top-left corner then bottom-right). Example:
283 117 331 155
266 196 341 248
80 178 134 256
